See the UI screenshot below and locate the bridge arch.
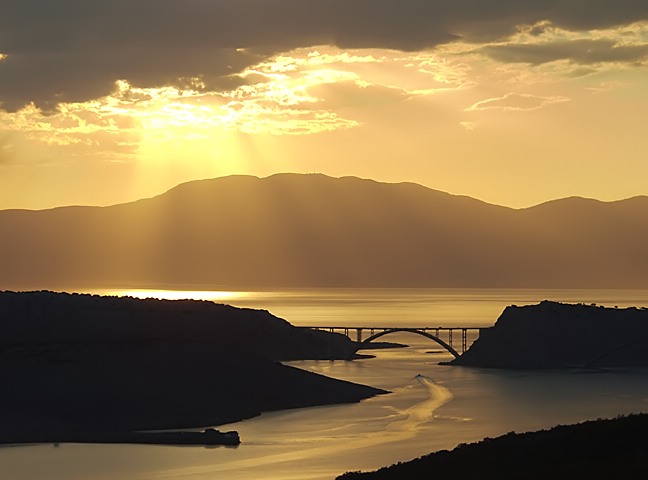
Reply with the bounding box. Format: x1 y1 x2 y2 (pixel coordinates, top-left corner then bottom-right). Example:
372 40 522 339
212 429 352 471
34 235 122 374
352 328 460 359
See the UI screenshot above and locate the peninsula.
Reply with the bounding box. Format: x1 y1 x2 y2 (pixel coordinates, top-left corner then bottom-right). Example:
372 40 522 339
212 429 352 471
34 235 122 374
450 301 648 369
0 291 385 445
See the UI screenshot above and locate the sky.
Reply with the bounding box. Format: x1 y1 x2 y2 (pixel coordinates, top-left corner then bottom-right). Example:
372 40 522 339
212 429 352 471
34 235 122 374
1 0 647 210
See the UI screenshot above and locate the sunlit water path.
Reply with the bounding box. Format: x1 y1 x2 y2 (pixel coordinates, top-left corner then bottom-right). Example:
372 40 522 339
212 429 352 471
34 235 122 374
2 289 648 480
94 287 648 327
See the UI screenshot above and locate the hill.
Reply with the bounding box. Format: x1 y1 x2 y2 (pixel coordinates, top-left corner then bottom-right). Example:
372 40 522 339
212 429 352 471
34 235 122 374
0 290 385 437
336 413 648 479
1 173 647 289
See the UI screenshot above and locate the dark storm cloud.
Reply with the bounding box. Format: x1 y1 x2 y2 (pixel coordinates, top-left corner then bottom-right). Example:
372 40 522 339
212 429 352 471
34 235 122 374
1 0 647 111
482 39 648 65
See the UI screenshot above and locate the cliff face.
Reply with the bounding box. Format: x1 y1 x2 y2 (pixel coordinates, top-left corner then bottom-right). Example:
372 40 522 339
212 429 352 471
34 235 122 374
450 301 648 369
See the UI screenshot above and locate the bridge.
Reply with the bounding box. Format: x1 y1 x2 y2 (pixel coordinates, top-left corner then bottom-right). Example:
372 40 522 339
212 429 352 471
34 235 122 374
299 325 484 358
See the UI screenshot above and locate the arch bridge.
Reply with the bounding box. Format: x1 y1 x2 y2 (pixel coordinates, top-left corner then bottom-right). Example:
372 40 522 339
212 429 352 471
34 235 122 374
300 325 483 358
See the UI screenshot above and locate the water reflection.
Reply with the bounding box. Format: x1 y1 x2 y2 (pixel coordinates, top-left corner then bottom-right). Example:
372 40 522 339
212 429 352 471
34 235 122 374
3 289 648 480
2 339 648 480
105 289 248 303
93 287 648 328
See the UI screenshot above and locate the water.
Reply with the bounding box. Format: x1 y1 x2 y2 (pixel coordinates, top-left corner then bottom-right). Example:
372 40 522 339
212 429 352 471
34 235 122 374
94 287 648 327
2 289 648 480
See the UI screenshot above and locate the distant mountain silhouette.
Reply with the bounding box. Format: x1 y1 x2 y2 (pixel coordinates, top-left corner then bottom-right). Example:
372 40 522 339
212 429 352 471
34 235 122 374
1 173 647 289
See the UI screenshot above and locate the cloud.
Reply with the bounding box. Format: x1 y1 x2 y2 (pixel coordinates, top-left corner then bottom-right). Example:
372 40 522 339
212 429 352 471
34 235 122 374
482 39 648 65
585 80 629 94
1 0 647 111
466 93 570 111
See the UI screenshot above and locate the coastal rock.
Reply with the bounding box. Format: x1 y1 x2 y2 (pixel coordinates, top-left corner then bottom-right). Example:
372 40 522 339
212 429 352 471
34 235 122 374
450 301 648 369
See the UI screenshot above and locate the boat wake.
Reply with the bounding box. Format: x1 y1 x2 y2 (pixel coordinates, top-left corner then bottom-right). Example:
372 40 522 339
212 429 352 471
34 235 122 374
386 374 454 433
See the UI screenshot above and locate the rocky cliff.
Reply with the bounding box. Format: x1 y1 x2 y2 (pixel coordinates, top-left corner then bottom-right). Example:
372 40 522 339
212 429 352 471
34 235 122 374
450 301 648 369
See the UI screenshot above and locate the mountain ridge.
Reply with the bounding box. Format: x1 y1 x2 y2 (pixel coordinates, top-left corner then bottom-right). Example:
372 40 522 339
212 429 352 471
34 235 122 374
5 173 646 213
1 173 647 289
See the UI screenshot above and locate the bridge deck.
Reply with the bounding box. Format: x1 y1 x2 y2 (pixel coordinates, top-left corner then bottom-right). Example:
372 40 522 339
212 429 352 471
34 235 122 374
299 325 486 354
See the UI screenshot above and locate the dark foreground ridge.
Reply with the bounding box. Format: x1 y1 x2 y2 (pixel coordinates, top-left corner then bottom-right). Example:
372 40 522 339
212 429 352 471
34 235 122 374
337 413 648 479
0 291 386 444
450 301 648 368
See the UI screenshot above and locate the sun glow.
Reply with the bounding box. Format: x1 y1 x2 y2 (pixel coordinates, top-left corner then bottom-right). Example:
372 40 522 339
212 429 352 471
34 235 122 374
0 45 480 165
106 289 249 303
0 45 480 158
2 22 648 211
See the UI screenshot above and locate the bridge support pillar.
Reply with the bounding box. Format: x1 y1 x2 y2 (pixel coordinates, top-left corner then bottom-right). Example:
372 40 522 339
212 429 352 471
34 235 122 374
299 325 481 358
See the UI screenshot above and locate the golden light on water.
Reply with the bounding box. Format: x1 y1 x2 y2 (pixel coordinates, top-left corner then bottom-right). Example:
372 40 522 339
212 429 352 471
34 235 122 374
110 289 248 303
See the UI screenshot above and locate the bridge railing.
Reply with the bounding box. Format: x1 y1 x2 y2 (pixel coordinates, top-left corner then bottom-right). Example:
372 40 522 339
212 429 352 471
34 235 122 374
299 326 484 354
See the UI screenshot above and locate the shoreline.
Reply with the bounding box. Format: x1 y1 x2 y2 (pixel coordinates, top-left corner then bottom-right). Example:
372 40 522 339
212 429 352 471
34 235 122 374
0 428 241 447
337 413 648 479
